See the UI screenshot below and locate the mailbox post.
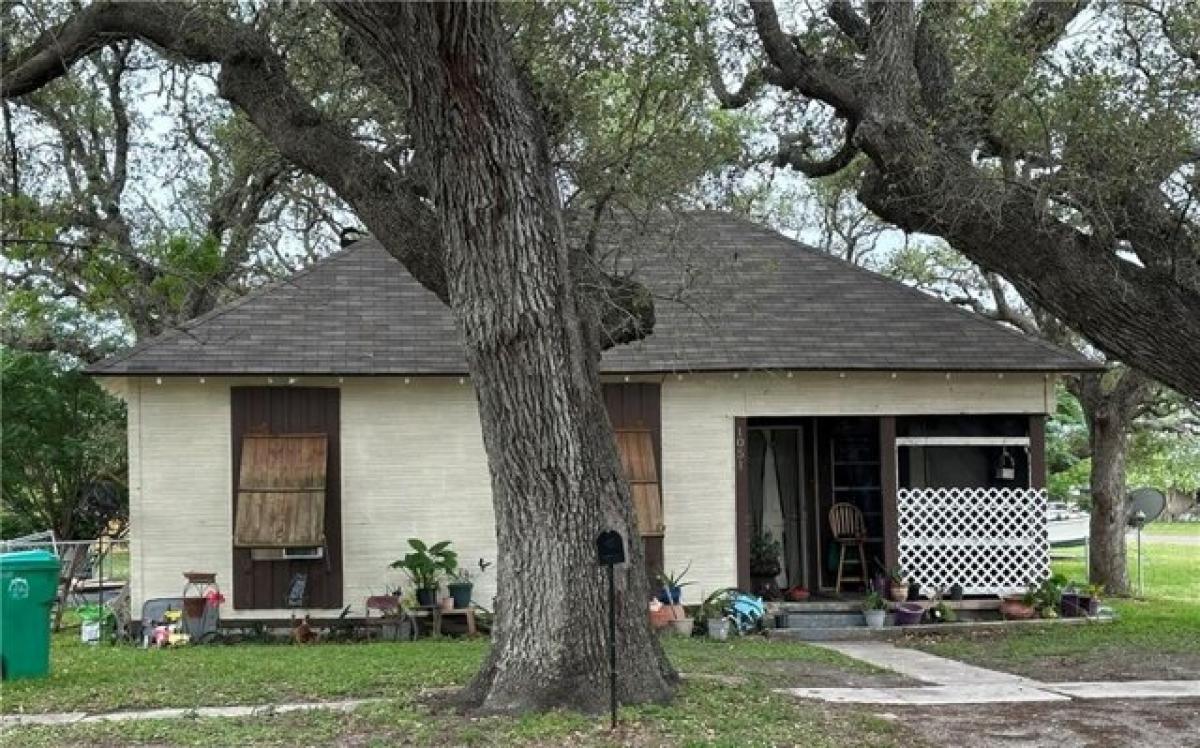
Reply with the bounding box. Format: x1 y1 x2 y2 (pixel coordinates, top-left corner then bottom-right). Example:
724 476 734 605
595 530 624 729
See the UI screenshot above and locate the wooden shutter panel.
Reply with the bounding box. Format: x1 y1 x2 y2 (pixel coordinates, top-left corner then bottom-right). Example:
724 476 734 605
234 434 328 548
616 430 664 537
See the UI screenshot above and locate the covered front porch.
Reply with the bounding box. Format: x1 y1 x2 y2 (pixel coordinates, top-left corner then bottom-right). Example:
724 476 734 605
734 414 1049 600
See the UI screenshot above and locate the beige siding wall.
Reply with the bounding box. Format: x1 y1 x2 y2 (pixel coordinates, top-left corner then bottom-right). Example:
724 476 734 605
123 378 234 617
118 377 495 621
116 370 1050 618
339 379 496 611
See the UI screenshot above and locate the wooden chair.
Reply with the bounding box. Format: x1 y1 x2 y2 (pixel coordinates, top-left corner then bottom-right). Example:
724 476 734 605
829 502 869 594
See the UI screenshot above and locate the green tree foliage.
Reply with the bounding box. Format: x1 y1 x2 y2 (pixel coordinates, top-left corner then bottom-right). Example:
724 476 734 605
514 1 752 210
1 350 127 539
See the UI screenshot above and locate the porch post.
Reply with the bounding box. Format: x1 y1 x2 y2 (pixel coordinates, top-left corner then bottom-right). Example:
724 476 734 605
1029 415 1046 489
734 417 751 590
880 416 899 572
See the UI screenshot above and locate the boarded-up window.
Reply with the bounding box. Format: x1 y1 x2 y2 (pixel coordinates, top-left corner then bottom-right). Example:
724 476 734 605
234 434 328 548
615 430 664 537
604 383 663 581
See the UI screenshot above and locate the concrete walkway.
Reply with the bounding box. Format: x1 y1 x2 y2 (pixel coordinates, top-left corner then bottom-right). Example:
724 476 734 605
0 698 381 729
780 643 1200 705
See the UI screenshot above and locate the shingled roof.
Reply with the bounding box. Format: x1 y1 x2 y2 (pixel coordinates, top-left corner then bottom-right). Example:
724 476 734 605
88 212 1096 376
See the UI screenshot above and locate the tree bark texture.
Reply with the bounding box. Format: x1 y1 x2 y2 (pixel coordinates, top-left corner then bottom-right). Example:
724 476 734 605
1083 398 1132 596
331 3 676 713
1074 370 1150 596
2 0 672 713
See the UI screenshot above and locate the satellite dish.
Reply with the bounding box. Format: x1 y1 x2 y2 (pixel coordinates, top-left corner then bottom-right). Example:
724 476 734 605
1127 487 1166 527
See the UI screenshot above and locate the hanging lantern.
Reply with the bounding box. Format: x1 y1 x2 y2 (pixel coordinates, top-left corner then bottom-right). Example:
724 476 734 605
996 447 1016 481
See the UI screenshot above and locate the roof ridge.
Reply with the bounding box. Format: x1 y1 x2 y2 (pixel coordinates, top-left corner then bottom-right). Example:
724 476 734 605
88 243 368 373
726 214 1093 366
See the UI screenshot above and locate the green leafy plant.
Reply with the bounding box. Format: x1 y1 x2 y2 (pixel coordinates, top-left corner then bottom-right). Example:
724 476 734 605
658 562 693 592
697 588 734 626
861 591 887 611
749 533 782 577
390 538 457 590
449 559 491 585
887 565 907 584
928 600 957 623
1021 574 1068 616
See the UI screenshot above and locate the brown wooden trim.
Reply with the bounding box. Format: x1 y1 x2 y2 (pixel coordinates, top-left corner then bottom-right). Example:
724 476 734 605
602 383 663 581
734 417 751 590
1028 415 1046 489
879 416 898 572
231 387 342 610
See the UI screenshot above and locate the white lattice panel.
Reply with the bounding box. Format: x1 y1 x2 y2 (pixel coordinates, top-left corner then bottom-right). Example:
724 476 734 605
897 487 1049 595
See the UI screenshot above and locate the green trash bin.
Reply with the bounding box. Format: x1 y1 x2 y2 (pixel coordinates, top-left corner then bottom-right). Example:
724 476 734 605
0 549 60 680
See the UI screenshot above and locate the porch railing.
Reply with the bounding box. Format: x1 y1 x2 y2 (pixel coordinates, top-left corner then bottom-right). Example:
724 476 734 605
897 487 1049 596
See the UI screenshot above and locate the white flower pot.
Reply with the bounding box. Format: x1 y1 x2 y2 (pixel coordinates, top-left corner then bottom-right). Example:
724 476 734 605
670 618 695 637
707 618 730 640
863 609 886 629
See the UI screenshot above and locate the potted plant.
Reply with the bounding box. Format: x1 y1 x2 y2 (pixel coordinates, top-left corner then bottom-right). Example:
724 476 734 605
785 585 810 602
861 591 887 629
893 602 924 625
886 566 909 602
1060 581 1083 618
447 558 488 609
1033 574 1066 619
390 538 457 607
1077 583 1102 617
926 589 957 624
907 580 922 601
657 563 693 606
670 616 695 636
699 589 733 640
1000 583 1038 620
749 532 783 598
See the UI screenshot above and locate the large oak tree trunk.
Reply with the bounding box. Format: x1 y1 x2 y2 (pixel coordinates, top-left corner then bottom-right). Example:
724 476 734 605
0 0 673 714
1084 400 1132 596
335 3 675 713
1074 370 1148 596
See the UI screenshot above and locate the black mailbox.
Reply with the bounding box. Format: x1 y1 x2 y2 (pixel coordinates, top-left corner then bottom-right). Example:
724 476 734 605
596 529 625 565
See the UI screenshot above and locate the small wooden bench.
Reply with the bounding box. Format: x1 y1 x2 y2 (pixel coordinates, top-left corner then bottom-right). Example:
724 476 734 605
411 605 478 637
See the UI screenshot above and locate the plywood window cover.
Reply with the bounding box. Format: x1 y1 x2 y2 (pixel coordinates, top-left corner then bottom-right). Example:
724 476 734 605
234 434 328 549
616 429 664 537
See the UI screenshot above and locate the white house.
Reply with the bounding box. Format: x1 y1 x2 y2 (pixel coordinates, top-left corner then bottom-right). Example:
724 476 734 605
91 212 1098 622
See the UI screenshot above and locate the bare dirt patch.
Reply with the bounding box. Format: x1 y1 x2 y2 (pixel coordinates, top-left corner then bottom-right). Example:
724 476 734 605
1011 650 1200 682
862 698 1200 748
905 631 1200 683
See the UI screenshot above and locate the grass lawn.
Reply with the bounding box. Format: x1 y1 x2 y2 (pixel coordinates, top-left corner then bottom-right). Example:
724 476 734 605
3 636 907 747
1143 521 1200 537
908 535 1200 681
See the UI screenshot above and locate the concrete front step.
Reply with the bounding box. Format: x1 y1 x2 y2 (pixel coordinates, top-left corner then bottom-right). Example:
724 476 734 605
779 612 869 628
767 625 900 642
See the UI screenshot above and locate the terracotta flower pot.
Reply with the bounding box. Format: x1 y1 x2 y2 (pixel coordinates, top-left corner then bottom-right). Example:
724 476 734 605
889 584 909 603
1000 596 1037 620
